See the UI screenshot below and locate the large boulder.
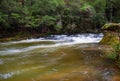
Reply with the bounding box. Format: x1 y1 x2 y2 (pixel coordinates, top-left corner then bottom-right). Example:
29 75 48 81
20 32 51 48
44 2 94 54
100 23 120 45
102 23 120 31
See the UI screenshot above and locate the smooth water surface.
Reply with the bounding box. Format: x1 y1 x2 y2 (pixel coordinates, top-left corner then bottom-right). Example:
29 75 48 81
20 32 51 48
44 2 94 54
0 33 120 81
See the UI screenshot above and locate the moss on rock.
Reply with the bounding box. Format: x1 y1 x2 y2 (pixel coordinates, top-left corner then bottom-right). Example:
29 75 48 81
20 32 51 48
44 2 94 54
102 23 120 30
100 23 120 45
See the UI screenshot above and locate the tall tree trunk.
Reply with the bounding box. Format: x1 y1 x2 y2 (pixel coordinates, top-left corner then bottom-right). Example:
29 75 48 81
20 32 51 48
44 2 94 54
106 0 113 22
109 0 113 22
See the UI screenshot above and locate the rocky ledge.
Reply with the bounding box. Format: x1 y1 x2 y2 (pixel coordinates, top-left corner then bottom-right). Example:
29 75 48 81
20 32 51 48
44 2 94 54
100 23 120 45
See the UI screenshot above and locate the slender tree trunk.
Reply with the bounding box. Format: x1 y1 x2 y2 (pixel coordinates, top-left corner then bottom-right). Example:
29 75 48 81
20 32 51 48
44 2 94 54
106 0 113 22
109 0 113 22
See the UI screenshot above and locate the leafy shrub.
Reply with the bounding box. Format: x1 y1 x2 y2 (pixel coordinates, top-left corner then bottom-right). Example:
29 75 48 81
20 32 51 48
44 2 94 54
108 44 120 60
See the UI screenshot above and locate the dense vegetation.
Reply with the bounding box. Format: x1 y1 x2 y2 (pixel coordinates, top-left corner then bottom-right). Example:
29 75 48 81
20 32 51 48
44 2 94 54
0 0 120 38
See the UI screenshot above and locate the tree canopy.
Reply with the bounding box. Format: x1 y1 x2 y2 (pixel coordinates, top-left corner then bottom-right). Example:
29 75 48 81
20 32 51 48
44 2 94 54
0 0 120 37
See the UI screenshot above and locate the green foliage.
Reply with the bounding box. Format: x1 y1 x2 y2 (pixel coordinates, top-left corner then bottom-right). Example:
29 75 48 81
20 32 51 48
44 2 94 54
108 44 120 60
0 12 8 25
108 52 117 60
93 0 106 13
113 44 120 52
112 44 120 67
11 13 21 19
80 4 92 11
23 16 40 28
0 0 120 36
41 15 56 26
92 13 106 28
54 25 62 32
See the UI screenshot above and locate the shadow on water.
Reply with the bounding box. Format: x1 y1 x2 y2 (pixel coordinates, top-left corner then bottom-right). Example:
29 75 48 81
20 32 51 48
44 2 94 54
0 34 120 81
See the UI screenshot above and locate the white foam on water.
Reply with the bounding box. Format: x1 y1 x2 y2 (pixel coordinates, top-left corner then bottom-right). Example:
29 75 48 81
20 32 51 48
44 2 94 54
0 33 103 44
0 72 14 79
0 49 21 55
0 33 103 55
0 65 46 79
0 39 58 45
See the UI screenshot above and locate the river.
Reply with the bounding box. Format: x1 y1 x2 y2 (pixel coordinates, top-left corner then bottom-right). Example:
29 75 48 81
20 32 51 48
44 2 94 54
0 33 120 81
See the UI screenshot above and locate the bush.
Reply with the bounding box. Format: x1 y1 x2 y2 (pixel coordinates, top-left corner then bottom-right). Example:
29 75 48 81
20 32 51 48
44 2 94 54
108 44 120 61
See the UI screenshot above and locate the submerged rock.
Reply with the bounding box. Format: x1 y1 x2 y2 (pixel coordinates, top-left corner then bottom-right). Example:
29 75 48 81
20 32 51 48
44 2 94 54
100 23 120 45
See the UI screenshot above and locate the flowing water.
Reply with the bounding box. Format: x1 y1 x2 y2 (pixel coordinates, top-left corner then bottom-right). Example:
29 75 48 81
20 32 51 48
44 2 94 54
0 33 120 81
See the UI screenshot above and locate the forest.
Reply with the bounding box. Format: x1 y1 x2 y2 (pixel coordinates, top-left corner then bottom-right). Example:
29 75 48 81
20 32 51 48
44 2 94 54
0 0 120 38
